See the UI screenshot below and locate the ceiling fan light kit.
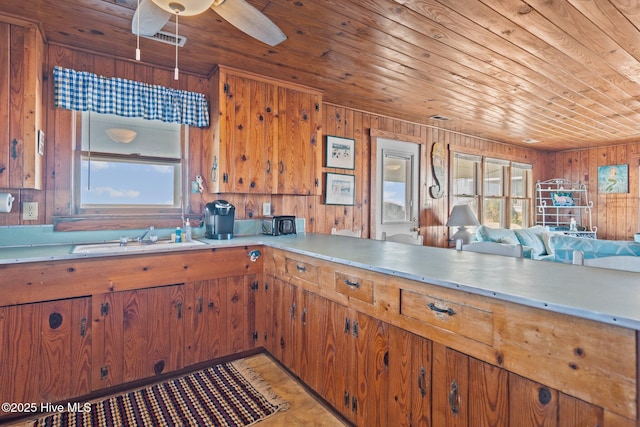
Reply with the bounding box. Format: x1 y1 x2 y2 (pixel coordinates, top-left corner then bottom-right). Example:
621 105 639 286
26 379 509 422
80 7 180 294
152 0 213 15
132 0 286 47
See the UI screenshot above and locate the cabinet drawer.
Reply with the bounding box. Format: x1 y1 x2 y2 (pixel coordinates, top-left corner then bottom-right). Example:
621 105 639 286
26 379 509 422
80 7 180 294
285 257 319 286
335 271 373 304
400 288 493 346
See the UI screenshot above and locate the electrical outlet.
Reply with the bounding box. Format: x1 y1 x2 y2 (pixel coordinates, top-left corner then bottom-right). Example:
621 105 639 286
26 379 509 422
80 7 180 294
262 202 271 216
22 202 38 221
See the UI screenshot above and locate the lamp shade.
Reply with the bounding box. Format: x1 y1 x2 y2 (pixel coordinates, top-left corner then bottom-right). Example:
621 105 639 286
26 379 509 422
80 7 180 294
446 204 480 227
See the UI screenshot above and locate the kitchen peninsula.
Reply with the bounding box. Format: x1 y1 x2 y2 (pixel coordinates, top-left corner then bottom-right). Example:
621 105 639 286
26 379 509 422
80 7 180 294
1 234 638 426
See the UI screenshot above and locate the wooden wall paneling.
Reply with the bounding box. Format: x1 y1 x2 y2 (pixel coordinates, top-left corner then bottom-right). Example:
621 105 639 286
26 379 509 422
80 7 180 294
359 112 372 238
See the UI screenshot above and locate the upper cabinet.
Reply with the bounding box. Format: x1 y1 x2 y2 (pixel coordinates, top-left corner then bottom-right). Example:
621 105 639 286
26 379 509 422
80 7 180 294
0 19 44 190
206 66 322 195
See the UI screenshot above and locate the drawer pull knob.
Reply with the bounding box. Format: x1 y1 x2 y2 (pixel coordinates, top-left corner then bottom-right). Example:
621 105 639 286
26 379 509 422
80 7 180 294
296 264 307 272
344 279 360 288
428 302 456 316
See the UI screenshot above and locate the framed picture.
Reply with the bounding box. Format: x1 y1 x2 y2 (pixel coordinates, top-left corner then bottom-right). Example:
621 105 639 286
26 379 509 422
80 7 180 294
550 191 574 206
598 164 628 194
326 135 355 169
325 172 355 205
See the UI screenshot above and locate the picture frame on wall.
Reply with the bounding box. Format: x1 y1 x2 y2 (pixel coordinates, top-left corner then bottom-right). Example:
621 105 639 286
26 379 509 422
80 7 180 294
325 172 355 205
326 135 355 169
597 164 628 194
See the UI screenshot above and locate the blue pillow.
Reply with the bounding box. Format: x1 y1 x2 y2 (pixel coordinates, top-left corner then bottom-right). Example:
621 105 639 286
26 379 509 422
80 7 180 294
514 227 547 257
476 225 518 244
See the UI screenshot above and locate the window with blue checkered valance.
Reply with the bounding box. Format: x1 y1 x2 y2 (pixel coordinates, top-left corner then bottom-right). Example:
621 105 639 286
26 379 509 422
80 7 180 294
53 66 209 128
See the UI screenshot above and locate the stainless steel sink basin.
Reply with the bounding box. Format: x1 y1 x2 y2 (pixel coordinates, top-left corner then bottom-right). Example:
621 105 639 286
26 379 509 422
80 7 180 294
71 239 206 254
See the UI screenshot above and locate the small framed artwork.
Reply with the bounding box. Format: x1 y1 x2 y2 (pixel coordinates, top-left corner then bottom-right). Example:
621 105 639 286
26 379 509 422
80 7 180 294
551 191 574 206
598 164 628 194
326 135 355 169
325 172 355 205
37 130 45 156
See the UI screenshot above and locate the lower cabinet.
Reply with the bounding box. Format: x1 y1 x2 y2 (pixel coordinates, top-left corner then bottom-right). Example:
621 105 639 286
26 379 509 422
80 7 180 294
0 297 92 411
92 274 260 391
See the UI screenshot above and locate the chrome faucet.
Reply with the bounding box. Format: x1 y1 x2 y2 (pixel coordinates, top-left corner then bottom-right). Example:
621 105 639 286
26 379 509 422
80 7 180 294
136 226 157 243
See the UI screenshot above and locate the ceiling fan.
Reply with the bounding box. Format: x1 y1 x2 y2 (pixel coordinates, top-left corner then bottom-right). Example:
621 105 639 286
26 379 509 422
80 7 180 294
132 0 287 47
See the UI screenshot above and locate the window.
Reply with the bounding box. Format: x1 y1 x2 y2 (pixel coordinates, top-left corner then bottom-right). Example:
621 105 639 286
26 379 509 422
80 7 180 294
451 153 481 217
510 162 532 229
452 152 533 229
483 158 508 228
76 112 185 212
382 152 413 223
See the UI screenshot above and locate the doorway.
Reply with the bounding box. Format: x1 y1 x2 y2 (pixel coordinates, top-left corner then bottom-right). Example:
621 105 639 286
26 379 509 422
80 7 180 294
372 137 421 240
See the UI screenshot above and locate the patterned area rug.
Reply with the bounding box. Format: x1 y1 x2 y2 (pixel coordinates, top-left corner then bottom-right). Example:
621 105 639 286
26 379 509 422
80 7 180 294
33 361 288 427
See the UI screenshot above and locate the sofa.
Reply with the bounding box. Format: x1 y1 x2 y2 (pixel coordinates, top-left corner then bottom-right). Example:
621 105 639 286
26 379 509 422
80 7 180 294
473 225 640 264
547 234 640 263
474 225 556 261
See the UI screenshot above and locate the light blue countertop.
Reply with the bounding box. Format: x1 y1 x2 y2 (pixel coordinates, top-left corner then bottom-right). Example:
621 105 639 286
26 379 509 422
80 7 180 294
1 233 639 331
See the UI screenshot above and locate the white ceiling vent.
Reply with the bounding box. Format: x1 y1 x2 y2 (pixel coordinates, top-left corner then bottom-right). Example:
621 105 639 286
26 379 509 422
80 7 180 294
141 31 187 47
429 114 451 121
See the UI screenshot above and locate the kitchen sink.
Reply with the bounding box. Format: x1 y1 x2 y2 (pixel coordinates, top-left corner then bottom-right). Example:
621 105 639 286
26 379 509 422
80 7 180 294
71 239 206 254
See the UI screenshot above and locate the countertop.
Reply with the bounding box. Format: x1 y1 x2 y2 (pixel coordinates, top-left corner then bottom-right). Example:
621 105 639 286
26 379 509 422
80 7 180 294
1 233 639 331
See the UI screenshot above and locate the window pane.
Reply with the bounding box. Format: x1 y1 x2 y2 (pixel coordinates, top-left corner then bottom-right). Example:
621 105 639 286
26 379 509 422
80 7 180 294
82 112 181 158
510 199 529 229
81 158 179 206
483 198 504 228
382 154 411 222
484 162 504 196
453 156 478 196
511 166 529 198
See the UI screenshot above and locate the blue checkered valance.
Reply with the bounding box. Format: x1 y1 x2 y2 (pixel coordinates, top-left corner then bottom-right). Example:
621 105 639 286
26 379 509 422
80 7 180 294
53 66 209 127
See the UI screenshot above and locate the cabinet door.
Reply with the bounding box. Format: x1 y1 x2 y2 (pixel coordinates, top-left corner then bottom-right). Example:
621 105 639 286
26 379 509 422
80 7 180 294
276 86 322 195
93 284 184 389
388 325 432 427
0 297 91 413
0 22 44 190
208 69 277 194
185 278 227 366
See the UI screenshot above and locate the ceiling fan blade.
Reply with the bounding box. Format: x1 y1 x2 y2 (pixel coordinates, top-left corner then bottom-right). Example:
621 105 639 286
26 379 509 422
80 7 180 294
212 0 287 46
132 0 172 36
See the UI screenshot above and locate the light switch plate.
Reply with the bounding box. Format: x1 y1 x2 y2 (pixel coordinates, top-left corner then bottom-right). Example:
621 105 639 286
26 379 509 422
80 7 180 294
262 202 271 216
23 202 38 220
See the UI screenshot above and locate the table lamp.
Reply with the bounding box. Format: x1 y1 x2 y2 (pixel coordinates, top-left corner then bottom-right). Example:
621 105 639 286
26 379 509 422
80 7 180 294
446 204 480 245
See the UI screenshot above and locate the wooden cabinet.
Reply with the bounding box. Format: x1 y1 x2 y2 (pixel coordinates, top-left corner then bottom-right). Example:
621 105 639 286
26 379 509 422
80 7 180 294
387 325 432 427
0 19 44 190
0 297 91 415
92 284 185 389
207 66 322 195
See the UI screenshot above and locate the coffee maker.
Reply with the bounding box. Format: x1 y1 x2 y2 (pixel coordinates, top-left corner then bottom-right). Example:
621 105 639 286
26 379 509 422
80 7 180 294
204 200 235 239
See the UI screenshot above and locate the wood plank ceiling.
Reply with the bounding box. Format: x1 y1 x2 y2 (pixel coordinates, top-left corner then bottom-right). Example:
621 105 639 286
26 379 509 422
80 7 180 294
5 0 640 151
